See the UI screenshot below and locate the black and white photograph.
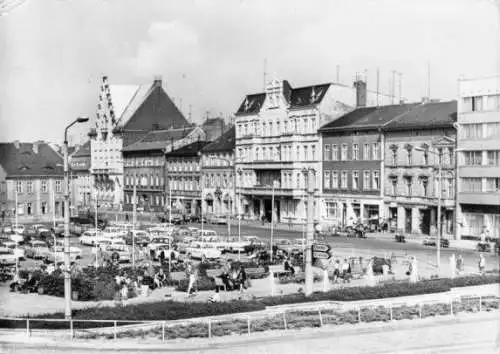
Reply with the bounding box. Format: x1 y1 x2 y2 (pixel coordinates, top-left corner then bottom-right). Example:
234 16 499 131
0 0 499 353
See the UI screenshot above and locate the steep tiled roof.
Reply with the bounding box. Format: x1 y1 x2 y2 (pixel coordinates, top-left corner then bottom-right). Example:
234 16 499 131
165 141 210 158
289 83 331 108
201 126 235 153
122 128 196 153
383 101 457 131
111 85 151 128
0 142 63 178
319 103 420 132
72 141 91 158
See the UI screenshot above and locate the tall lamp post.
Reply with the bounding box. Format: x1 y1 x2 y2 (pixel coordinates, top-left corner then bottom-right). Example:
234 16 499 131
415 146 453 276
302 168 315 296
63 115 89 320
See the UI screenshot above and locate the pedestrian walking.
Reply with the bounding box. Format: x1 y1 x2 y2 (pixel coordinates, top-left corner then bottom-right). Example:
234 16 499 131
456 254 464 275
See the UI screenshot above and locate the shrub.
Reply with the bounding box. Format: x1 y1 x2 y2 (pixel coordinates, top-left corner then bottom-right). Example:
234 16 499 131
175 276 217 292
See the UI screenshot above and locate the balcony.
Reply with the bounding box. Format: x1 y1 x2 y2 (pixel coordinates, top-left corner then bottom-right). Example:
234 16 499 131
458 192 500 206
240 185 305 198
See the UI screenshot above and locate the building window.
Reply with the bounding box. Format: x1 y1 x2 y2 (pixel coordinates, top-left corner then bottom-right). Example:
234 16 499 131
324 171 331 189
372 143 380 160
404 177 412 196
341 144 348 161
406 148 413 165
463 151 483 165
304 145 308 160
27 181 33 193
332 145 338 161
41 202 47 215
391 178 397 196
461 177 482 192
391 149 397 165
55 180 62 193
485 178 500 192
27 202 32 215
325 202 338 219
329 171 337 189
352 144 359 160
372 171 380 190
296 146 300 160
422 179 429 196
311 144 316 160
340 171 347 189
16 181 23 194
352 171 359 190
487 150 500 166
41 180 48 193
363 144 370 160
422 149 429 165
461 123 483 139
363 171 370 190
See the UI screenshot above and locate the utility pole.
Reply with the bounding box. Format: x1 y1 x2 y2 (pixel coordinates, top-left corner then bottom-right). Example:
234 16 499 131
376 68 380 107
391 70 397 104
63 136 72 320
305 168 315 296
436 150 442 275
132 183 136 268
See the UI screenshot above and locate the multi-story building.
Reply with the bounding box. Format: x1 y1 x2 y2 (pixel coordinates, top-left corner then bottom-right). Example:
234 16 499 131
165 141 210 217
69 141 93 210
200 126 235 216
382 101 457 236
318 104 420 227
0 141 65 223
121 127 206 213
457 76 500 240
201 117 226 142
234 78 391 224
89 76 190 209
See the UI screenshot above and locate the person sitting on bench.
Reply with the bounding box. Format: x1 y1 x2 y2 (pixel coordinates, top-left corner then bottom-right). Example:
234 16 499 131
284 258 295 276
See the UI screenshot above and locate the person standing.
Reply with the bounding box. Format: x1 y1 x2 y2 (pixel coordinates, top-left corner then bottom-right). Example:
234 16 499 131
456 254 464 275
341 259 351 284
478 254 486 275
332 259 341 284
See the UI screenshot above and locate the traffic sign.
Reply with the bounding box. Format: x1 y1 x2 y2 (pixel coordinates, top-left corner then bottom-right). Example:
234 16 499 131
313 252 330 259
313 243 330 253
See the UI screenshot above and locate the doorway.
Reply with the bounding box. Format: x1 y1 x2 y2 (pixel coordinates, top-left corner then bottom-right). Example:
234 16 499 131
405 208 412 233
420 209 431 235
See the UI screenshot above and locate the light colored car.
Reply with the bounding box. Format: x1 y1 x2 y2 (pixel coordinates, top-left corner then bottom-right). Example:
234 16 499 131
207 214 227 225
79 230 113 246
197 229 218 238
102 227 128 239
25 240 51 259
0 247 17 266
186 242 222 260
148 237 174 251
2 241 25 260
2 225 13 234
53 242 83 259
151 245 179 261
102 244 133 263
12 225 25 234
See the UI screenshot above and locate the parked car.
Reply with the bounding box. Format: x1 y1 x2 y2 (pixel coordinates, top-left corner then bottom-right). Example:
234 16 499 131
79 230 114 246
25 240 51 259
12 224 25 235
0 247 17 266
1 241 25 260
243 237 267 255
102 244 133 263
206 214 227 225
151 245 179 262
422 237 449 248
186 243 222 260
52 224 65 236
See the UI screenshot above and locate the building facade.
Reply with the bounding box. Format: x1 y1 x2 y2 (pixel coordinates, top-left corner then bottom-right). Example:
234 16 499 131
89 76 190 209
234 78 391 224
383 101 457 237
200 126 235 216
457 76 500 240
165 141 210 217
122 127 206 213
0 141 65 223
319 104 419 228
70 141 93 210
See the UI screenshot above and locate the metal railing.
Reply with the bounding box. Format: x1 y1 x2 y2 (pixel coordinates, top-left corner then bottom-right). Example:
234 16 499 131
0 292 497 342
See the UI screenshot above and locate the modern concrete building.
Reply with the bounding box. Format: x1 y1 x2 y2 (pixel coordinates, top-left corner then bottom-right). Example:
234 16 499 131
0 141 65 223
457 76 500 240
383 101 457 237
89 76 190 209
200 126 236 216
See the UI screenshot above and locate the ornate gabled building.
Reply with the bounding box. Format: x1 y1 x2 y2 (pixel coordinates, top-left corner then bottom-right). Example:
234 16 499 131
89 76 190 209
200 126 236 216
233 78 390 224
121 127 206 213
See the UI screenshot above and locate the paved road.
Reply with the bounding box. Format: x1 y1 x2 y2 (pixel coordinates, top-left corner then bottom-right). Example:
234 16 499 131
1 313 499 353
16 221 499 277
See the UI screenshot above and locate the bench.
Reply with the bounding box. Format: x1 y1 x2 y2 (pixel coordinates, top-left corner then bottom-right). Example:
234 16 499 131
245 267 267 279
269 265 292 278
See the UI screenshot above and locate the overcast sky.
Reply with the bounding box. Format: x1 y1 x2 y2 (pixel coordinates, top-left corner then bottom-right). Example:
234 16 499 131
0 0 497 144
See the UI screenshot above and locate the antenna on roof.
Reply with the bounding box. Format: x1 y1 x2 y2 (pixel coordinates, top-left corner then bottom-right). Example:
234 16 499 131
376 68 380 107
398 72 403 103
391 70 396 104
263 57 267 90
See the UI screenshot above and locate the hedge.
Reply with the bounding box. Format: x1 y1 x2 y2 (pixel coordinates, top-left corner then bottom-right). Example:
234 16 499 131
1 273 495 331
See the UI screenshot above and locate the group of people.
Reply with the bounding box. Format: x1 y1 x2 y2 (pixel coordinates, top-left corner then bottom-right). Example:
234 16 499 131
114 267 170 300
331 259 353 284
218 260 248 292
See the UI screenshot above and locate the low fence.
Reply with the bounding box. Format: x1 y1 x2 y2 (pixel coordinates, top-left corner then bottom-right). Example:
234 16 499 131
0 293 498 342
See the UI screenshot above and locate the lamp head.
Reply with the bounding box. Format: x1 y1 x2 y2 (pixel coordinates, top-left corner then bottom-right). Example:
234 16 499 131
77 116 90 123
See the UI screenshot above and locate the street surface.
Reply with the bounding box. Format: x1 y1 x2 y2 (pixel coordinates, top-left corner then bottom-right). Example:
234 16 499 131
1 313 499 353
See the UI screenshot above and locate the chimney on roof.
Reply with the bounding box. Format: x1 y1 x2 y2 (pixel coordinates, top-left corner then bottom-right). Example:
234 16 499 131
32 140 44 154
353 79 367 108
154 75 162 88
13 140 20 149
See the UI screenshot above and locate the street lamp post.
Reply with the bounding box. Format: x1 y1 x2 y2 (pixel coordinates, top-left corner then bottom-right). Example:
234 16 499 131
237 168 242 259
270 181 276 257
302 168 315 296
63 115 89 320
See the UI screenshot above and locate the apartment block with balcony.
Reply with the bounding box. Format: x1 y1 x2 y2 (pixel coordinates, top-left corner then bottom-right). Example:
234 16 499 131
234 78 360 224
382 101 457 237
457 76 500 240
